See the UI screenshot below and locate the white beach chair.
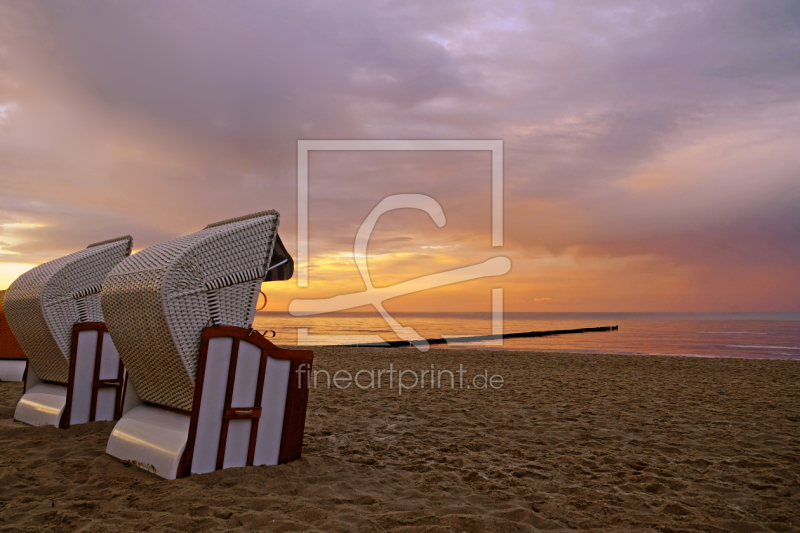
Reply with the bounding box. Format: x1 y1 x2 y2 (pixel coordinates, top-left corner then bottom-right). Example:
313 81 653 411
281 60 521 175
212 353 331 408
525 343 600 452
102 211 312 479
3 237 133 427
0 290 27 382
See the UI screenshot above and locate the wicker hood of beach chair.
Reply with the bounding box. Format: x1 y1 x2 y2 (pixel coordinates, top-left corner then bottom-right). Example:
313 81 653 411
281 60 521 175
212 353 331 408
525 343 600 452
101 210 281 412
3 236 133 383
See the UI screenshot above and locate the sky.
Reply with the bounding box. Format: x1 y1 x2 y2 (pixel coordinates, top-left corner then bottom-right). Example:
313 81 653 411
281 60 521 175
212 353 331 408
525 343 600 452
0 0 798 313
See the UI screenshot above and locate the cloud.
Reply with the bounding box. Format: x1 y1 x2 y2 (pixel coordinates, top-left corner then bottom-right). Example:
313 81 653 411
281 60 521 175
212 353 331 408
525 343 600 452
0 0 798 310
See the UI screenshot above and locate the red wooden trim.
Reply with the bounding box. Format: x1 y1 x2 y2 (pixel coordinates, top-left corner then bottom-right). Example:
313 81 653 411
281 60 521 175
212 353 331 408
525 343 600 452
60 324 83 429
201 326 313 466
179 334 212 478
118 373 129 420
60 323 112 428
203 325 314 361
247 350 269 466
178 326 313 477
22 360 29 393
73 322 108 333
88 327 105 422
176 447 189 480
216 338 241 470
278 358 312 464
224 407 262 419
114 362 125 420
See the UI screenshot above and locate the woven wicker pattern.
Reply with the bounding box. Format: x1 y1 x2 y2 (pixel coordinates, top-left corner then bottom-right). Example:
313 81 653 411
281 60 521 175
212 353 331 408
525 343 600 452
3 237 133 383
101 211 279 411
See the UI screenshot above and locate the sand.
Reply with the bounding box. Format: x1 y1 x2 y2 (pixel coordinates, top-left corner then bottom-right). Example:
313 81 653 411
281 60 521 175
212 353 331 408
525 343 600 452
1 348 799 532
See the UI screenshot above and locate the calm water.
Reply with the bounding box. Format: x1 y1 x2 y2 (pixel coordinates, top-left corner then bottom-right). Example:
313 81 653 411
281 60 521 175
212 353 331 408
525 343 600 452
253 312 800 360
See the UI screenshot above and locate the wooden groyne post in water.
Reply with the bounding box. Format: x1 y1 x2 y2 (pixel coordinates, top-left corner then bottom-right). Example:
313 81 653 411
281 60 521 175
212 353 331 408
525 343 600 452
346 325 619 348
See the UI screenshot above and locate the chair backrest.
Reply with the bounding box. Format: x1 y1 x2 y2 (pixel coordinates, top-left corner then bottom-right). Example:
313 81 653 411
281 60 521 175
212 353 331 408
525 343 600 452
3 236 133 383
101 210 281 412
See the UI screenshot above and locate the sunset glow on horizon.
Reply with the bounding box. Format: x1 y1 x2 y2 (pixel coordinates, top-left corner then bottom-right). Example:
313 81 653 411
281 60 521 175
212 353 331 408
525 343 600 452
1 1 798 313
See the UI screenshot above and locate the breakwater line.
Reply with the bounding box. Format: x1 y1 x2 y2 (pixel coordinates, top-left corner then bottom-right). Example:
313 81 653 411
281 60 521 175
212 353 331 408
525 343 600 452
345 325 619 348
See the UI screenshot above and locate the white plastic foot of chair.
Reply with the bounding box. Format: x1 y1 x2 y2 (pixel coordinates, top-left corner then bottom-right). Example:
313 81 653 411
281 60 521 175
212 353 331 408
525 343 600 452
0 359 26 382
15 382 67 426
106 404 190 479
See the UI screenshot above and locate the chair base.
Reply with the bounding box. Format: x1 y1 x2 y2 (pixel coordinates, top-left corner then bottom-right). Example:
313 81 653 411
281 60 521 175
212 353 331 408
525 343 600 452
107 404 191 479
0 358 27 382
15 381 68 426
14 323 125 428
107 325 313 479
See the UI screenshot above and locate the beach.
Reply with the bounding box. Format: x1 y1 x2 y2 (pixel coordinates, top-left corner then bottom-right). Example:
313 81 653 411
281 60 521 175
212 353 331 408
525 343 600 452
1 348 798 532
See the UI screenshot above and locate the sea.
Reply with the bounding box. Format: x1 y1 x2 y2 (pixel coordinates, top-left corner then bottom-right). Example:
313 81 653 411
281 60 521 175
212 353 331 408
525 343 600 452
252 312 800 360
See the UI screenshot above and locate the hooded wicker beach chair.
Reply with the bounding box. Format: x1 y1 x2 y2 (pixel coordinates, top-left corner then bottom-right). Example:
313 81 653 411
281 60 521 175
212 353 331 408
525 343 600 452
102 211 312 479
0 290 27 382
3 237 133 427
